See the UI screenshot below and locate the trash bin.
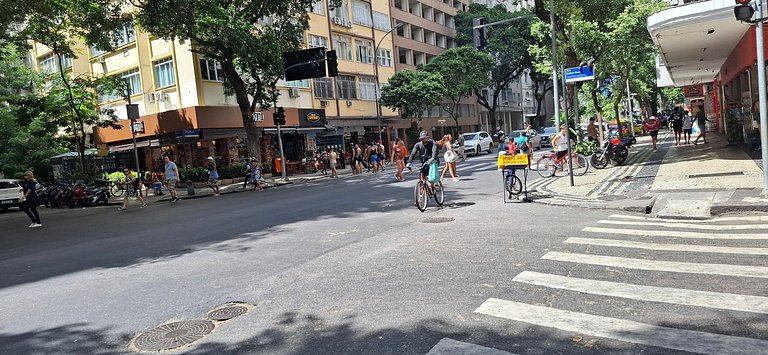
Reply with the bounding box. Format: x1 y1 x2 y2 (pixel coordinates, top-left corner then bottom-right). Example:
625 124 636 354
186 180 195 195
274 158 282 174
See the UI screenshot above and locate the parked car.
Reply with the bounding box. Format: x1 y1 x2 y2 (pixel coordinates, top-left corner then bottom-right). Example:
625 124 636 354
538 126 559 147
510 130 542 150
0 179 23 211
460 131 493 156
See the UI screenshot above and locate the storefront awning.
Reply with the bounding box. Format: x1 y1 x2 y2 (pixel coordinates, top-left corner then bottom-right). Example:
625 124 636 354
263 125 338 134
108 139 160 152
647 0 751 87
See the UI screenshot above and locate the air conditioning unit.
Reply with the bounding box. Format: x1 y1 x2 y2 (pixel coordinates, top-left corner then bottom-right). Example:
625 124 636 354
288 87 300 98
146 92 156 103
319 100 329 107
156 92 169 102
346 100 353 107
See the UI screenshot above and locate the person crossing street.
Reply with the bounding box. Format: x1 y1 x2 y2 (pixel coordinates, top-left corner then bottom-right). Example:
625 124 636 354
163 156 179 203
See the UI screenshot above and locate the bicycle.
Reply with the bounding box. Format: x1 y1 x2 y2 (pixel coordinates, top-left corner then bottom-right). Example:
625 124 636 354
409 162 445 212
502 167 523 198
536 150 589 178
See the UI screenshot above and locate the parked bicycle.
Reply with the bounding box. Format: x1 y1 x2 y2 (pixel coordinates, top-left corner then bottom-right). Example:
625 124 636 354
502 167 523 198
536 151 589 178
408 161 445 212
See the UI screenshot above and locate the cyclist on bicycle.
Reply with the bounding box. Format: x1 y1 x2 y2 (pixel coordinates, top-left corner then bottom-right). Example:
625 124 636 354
550 124 572 162
406 131 439 177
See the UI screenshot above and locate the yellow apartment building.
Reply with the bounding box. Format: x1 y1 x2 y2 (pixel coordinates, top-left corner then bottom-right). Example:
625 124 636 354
30 1 399 174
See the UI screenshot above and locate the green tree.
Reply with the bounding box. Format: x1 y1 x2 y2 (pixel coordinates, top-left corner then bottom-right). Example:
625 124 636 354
455 5 536 129
133 0 327 159
423 47 494 129
660 87 683 109
380 70 445 137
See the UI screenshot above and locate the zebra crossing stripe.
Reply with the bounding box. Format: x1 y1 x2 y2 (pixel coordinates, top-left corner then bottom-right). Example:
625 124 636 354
512 271 768 314
474 298 768 355
426 338 518 355
565 237 768 255
582 226 768 240
597 219 768 230
541 252 768 278
610 214 768 223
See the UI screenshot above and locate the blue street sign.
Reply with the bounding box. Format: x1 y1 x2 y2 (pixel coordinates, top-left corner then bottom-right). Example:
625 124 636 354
564 66 595 83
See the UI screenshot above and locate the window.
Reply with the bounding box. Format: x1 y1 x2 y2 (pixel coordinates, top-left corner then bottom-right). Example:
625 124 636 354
154 57 176 88
336 75 356 99
314 78 334 98
312 0 325 15
373 11 391 31
333 34 353 60
38 54 55 74
352 0 372 26
99 68 142 103
281 79 310 88
199 58 225 82
376 48 391 67
355 39 373 64
113 23 136 47
359 76 377 100
308 34 327 49
60 54 72 69
332 0 349 19
90 46 108 57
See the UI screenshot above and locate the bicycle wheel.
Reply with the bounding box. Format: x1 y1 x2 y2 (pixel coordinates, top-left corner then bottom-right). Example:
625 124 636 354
110 184 123 197
536 156 556 178
505 171 523 196
571 154 589 176
433 181 445 206
414 181 428 212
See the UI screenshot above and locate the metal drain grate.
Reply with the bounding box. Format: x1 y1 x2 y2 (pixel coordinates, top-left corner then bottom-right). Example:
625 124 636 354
688 171 744 179
421 217 455 223
207 305 248 321
132 320 214 351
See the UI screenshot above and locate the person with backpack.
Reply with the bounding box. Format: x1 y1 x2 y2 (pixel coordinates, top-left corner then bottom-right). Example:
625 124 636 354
515 131 534 168
206 156 220 196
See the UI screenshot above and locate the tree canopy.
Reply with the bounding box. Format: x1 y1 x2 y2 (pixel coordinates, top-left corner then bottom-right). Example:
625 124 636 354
380 69 445 128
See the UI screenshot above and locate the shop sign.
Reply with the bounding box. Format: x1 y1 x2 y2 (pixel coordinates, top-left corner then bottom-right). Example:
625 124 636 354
684 84 704 97
131 121 145 134
299 108 327 127
175 129 200 138
252 111 264 122
306 112 321 123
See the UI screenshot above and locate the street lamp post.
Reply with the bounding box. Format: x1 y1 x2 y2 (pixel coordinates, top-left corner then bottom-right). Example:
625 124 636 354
549 0 561 129
125 86 141 179
374 22 404 144
755 0 768 195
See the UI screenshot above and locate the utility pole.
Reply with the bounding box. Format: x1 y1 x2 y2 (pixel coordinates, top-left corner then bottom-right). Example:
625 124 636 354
125 86 141 179
561 66 574 186
549 0 561 128
756 0 768 195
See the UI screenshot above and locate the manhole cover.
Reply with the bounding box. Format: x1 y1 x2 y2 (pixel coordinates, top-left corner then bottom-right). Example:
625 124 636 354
597 195 628 201
132 320 214 351
207 305 248 321
421 217 455 223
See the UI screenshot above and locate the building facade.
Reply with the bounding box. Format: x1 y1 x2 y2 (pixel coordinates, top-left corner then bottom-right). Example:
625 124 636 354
29 2 401 174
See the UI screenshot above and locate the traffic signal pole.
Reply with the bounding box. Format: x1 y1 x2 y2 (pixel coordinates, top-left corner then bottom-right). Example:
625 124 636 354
755 0 768 195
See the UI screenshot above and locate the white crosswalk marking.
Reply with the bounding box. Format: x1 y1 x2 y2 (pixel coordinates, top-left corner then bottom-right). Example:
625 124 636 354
541 251 768 278
426 338 518 355
565 237 768 255
475 298 768 355
472 215 768 354
581 226 768 240
512 271 768 314
597 219 768 230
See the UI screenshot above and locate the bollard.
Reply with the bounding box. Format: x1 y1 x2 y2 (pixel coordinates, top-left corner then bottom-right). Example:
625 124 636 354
187 180 195 195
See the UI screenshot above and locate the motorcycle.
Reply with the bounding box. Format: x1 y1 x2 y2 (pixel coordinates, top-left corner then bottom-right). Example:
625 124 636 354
66 181 109 208
591 136 635 169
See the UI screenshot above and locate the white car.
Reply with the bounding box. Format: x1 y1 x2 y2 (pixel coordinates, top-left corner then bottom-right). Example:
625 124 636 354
538 126 559 147
460 131 493 156
510 129 542 150
0 179 23 211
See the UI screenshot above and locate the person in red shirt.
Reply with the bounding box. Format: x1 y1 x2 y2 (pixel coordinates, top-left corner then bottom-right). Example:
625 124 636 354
644 115 661 150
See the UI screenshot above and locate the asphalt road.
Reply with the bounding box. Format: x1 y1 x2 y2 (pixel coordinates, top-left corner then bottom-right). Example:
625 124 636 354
1 151 767 355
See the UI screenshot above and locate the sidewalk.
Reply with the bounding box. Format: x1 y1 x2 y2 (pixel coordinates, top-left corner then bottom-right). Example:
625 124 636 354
527 130 768 218
140 166 358 202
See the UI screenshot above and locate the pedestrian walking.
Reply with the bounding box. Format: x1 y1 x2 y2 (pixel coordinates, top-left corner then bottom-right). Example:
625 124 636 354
20 171 42 228
440 134 459 181
251 160 264 190
457 131 465 161
377 141 386 171
693 105 711 145
242 157 253 189
328 148 339 178
587 117 599 142
119 168 146 210
163 156 179 203
682 110 693 144
207 156 221 196
672 109 683 146
515 131 534 169
391 138 406 181
644 115 661 150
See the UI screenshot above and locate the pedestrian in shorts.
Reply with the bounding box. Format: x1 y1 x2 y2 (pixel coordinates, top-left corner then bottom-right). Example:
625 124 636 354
163 156 179 203
207 156 220 196
20 171 42 227
119 168 146 210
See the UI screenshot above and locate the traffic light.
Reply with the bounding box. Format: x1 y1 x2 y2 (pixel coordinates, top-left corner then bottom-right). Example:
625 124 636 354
734 0 754 21
472 17 487 50
273 106 286 126
326 50 338 77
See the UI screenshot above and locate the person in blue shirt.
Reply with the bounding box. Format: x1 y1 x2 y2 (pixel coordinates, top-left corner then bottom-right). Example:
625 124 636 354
515 131 533 168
